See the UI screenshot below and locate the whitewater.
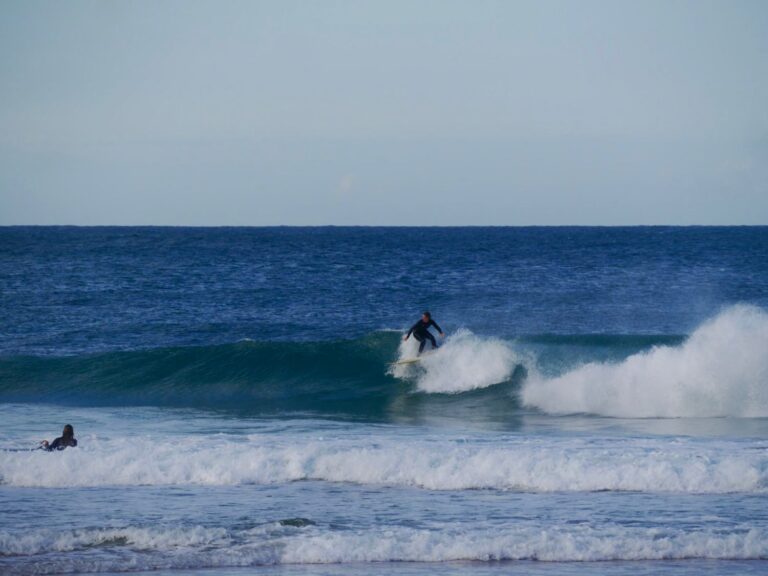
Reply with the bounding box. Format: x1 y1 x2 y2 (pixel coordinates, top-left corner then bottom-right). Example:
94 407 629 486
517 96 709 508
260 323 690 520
2 226 768 576
3 404 768 574
523 305 768 418
2 416 767 493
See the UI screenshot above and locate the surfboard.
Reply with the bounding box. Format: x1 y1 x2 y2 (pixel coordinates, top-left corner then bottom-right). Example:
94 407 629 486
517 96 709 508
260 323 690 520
392 357 423 366
391 350 437 366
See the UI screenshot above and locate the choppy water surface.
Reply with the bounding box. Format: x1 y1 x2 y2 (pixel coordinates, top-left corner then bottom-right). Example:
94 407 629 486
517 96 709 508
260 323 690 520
1 227 767 575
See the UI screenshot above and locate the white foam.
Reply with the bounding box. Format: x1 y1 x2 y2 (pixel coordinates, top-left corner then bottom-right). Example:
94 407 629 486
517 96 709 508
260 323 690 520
280 525 768 563
522 305 768 418
391 329 519 393
0 525 228 556
1 433 765 493
2 523 766 568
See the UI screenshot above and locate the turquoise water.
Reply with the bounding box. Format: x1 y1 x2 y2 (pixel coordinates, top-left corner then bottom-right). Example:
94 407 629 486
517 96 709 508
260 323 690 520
1 227 767 574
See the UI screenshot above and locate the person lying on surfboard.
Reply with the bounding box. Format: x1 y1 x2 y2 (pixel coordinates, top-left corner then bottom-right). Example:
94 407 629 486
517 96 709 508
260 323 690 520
403 311 444 355
40 424 78 451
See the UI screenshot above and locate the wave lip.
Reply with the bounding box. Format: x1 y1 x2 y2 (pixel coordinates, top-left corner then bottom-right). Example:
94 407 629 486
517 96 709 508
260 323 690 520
2 435 765 493
522 305 768 418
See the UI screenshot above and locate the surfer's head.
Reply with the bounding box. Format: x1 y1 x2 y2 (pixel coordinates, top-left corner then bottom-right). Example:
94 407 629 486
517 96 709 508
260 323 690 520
62 424 74 440
422 311 431 321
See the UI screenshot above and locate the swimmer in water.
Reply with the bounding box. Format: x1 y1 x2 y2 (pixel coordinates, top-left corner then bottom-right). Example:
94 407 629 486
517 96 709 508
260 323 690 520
41 424 78 451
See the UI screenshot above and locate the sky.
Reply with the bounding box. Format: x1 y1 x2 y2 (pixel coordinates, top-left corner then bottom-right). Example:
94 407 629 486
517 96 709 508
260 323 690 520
1 0 766 225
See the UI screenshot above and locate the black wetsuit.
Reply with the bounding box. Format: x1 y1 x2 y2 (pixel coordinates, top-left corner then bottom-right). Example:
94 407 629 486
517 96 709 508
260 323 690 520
44 437 77 451
407 319 443 354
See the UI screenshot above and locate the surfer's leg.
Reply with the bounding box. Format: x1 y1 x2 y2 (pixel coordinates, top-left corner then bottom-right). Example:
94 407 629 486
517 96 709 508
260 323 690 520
426 332 437 349
414 333 426 354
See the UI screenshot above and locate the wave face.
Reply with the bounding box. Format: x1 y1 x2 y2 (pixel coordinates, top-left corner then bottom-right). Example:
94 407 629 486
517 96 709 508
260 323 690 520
2 306 767 420
0 333 404 416
0 331 529 421
523 305 768 418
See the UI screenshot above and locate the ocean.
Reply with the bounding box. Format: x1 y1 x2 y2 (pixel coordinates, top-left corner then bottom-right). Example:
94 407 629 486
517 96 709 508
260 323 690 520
1 226 767 575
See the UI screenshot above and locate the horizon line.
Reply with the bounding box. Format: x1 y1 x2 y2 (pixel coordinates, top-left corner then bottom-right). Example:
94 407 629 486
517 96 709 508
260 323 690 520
2 224 766 229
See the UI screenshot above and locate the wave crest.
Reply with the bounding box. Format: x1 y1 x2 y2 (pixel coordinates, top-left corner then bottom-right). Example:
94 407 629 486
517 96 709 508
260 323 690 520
391 329 520 393
522 305 768 417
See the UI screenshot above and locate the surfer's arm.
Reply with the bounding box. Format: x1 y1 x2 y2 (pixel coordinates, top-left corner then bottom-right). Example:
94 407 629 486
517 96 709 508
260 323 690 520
404 322 419 340
430 320 444 336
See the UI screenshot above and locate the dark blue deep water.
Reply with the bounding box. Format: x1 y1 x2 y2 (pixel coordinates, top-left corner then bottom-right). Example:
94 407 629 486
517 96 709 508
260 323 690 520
2 226 766 355
1 227 767 575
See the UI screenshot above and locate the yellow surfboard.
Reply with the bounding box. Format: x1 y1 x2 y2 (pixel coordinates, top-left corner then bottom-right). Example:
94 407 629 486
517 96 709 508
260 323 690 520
392 357 422 366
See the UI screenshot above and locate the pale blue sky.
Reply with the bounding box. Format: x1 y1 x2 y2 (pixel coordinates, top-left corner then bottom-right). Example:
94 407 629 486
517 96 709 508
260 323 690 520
1 0 766 225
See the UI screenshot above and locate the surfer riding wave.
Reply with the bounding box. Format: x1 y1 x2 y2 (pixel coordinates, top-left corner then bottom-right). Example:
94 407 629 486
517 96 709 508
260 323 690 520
403 311 445 355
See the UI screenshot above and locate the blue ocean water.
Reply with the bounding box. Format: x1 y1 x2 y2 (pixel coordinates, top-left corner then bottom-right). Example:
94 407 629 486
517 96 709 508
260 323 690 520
1 226 767 575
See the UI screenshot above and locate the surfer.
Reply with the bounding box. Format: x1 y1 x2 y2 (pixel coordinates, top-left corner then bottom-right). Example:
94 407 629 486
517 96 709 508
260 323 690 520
403 311 444 354
40 424 78 451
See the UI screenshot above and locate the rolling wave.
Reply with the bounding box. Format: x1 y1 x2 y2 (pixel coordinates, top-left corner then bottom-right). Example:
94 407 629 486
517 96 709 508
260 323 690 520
2 522 767 573
1 305 766 419
0 333 402 415
523 305 768 418
2 433 765 492
0 331 528 418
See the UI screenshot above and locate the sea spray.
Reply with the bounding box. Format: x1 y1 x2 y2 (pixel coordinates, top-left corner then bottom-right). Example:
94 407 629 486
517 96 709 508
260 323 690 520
522 305 768 418
3 226 768 576
390 329 522 393
2 306 766 420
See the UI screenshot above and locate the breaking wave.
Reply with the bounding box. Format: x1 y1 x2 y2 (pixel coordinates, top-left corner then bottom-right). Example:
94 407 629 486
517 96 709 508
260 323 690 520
523 305 768 418
2 433 765 493
1 305 766 420
1 522 766 573
390 329 521 393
